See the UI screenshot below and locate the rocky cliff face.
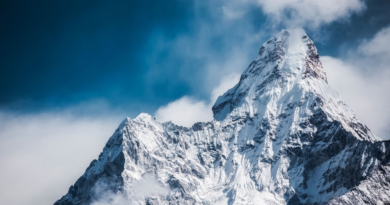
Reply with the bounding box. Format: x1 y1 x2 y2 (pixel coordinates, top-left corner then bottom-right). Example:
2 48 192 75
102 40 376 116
55 29 390 205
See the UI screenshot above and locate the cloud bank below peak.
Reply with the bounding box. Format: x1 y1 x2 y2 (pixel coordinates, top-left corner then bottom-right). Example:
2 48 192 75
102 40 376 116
222 0 365 28
154 73 240 127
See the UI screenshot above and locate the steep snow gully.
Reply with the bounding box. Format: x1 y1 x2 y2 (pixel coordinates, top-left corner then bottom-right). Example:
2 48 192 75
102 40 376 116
55 29 390 205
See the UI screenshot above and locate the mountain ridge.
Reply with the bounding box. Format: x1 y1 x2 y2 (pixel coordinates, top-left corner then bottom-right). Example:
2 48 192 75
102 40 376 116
55 29 390 205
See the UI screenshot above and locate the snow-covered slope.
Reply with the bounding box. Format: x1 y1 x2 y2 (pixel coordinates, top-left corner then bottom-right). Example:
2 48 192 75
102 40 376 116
55 29 390 205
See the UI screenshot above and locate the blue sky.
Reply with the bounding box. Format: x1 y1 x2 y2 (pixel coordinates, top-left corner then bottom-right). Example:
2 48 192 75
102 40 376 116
1 0 389 116
1 1 390 204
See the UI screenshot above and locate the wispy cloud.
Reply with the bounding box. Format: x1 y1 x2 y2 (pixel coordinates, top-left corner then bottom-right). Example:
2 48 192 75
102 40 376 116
322 25 390 139
90 174 170 205
224 0 365 28
155 73 240 126
358 26 390 58
0 104 123 205
221 6 246 20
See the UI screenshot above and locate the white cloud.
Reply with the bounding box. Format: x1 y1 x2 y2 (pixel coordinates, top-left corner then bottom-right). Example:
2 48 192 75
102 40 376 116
90 186 128 205
331 25 390 140
222 0 365 28
358 26 390 57
0 107 123 205
261 0 364 27
211 73 241 103
154 96 212 127
128 174 170 199
155 73 240 127
90 174 169 205
222 6 246 20
322 52 390 140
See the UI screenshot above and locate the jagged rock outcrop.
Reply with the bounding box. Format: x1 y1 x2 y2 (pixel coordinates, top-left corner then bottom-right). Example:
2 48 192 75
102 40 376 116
326 164 390 205
55 29 390 205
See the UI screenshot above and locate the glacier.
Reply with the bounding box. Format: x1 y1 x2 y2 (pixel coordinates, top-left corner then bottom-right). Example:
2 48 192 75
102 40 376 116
55 29 390 205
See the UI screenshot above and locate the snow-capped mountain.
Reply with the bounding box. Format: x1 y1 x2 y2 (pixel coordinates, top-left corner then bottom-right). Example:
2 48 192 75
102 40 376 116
55 29 390 205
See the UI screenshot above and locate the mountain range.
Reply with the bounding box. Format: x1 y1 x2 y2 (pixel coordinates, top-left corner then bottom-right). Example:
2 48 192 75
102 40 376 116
55 29 390 205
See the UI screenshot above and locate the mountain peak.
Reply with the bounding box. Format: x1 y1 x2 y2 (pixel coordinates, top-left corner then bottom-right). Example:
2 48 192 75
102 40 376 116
212 29 377 142
248 28 327 82
212 29 328 121
135 113 154 121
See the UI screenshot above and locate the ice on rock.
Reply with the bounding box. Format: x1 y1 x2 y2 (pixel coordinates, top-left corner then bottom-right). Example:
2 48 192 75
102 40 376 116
55 29 390 205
